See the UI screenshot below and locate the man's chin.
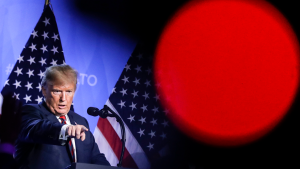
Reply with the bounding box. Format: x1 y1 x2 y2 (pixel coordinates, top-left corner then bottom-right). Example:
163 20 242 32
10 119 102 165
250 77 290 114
54 109 69 116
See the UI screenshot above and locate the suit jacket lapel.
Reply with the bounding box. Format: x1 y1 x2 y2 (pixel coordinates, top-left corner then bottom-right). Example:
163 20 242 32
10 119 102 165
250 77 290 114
68 112 76 125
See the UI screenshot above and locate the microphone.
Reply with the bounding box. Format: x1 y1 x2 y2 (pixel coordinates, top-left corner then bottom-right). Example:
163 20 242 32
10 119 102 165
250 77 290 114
87 107 108 118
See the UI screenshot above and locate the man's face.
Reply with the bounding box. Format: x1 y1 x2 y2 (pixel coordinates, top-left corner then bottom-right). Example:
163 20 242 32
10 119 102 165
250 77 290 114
42 81 75 116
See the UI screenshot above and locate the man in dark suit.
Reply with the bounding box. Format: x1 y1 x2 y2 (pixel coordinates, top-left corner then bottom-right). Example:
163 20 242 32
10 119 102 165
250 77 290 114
14 65 110 169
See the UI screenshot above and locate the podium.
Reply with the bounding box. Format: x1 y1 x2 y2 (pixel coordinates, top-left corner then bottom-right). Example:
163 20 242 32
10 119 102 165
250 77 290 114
70 163 132 169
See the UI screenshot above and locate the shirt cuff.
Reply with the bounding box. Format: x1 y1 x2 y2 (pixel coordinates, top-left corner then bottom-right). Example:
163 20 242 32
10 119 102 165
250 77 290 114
59 124 72 140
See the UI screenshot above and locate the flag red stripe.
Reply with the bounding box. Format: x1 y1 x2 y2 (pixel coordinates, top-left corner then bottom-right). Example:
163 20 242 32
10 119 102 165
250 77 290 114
97 118 138 168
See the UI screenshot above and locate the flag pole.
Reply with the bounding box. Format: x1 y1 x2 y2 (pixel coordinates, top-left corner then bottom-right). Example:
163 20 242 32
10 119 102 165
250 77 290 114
44 0 50 10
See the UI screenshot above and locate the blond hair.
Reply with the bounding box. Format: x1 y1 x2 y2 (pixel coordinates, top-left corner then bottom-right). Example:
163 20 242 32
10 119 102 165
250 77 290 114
41 65 78 90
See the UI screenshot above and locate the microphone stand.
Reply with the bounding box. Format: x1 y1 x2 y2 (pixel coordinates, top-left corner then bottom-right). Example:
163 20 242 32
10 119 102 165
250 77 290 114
100 105 126 167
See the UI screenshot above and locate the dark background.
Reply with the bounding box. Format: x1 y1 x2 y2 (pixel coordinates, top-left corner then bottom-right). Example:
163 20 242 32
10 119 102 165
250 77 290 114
75 0 299 168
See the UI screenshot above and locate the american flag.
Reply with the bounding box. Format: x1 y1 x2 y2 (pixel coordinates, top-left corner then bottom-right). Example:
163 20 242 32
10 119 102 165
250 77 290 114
1 5 66 104
94 42 173 169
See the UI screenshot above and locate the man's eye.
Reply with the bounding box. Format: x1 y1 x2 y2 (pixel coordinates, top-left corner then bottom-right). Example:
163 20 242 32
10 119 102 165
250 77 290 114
66 91 73 95
53 91 61 94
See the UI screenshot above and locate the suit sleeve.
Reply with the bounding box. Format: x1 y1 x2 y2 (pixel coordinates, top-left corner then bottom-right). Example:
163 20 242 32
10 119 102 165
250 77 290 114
90 133 111 166
18 104 64 145
83 118 110 166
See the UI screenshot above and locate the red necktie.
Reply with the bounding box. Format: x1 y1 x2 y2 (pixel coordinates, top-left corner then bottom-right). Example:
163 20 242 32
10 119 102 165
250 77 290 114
59 115 75 162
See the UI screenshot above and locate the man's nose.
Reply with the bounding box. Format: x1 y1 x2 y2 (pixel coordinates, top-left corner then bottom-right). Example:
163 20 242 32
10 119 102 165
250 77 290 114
60 92 66 101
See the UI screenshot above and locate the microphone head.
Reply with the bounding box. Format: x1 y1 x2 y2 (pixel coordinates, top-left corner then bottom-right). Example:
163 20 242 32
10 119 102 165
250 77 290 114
87 107 99 116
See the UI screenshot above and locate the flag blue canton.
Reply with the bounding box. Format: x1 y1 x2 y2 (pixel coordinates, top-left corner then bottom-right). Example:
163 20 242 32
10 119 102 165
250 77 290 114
1 5 66 105
108 43 171 162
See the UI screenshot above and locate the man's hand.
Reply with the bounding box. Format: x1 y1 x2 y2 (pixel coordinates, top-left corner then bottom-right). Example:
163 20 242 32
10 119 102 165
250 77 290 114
66 125 88 141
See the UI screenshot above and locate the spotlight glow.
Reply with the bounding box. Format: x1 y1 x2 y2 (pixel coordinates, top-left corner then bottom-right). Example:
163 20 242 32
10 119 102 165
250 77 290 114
154 0 300 146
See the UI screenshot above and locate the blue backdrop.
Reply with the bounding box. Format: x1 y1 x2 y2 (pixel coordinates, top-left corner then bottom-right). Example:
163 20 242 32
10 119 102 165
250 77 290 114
0 0 137 131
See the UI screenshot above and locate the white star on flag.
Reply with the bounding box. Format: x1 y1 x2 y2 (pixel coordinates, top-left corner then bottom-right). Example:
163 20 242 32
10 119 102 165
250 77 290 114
27 56 36 65
137 128 145 137
121 76 129 84
148 130 156 138
51 33 59 41
28 43 37 52
120 88 127 96
125 64 131 71
118 100 126 108
37 70 45 79
139 116 146 124
17 55 24 63
135 65 142 73
147 142 154 150
50 59 58 65
14 67 23 76
127 114 135 123
50 46 59 55
35 96 43 104
25 82 33 91
31 30 38 38
40 44 48 53
129 102 137 110
42 31 49 40
43 17 50 26
23 94 32 103
150 118 157 126
131 90 139 98
144 80 151 87
142 92 149 100
26 69 34 78
39 57 47 66
152 107 159 114
133 78 140 86
140 104 148 112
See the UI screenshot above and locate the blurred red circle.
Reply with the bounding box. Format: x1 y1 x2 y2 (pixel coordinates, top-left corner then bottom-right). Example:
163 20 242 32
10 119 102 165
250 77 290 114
154 0 300 146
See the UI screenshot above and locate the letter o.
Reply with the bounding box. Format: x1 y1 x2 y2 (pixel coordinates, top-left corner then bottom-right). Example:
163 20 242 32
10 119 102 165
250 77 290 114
87 75 97 86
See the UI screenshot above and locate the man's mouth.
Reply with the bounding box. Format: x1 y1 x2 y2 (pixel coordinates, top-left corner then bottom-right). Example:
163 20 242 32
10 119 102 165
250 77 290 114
58 105 66 109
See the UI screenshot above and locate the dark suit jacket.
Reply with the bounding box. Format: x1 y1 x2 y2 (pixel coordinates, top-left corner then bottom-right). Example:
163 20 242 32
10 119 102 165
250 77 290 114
14 102 110 169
